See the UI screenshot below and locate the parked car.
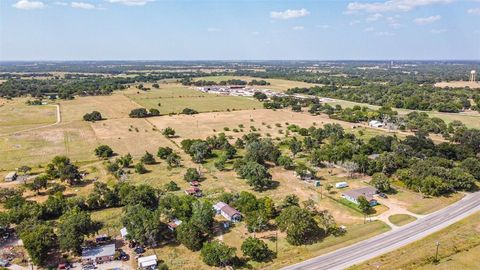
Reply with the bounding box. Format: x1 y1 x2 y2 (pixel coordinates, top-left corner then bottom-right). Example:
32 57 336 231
134 246 145 254
378 193 388 198
0 259 10 267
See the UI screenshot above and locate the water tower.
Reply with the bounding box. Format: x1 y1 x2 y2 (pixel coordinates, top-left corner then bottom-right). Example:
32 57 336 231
470 70 477 82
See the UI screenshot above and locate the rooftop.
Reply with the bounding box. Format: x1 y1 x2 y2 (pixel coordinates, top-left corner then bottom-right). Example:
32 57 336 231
81 244 115 260
343 186 378 201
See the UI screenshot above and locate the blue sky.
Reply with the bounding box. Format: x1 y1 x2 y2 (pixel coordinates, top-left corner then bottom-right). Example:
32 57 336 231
1 0 479 60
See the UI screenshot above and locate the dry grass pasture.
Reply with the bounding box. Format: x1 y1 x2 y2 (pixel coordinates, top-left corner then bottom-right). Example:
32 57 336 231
435 81 480 89
194 75 320 92
124 83 263 114
0 98 57 134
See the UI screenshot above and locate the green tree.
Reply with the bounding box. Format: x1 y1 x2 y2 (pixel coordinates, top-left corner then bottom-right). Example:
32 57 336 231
176 221 205 251
289 138 303 157
141 151 156 164
121 205 167 246
276 206 324 245
129 108 149 118
83 111 103 122
277 155 294 170
29 175 48 194
164 181 180 192
57 207 97 254
166 153 181 168
162 127 176 138
236 161 273 191
94 145 114 159
19 222 56 266
241 237 272 262
370 173 393 193
200 241 236 267
149 108 160 116
190 141 211 163
184 168 201 182
461 157 480 180
135 162 148 174
117 153 133 168
157 147 173 159
357 196 373 223
18 165 32 175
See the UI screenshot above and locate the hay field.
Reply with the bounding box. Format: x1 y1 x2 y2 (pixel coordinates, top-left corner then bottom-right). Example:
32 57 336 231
195 75 320 92
124 84 263 114
0 98 57 134
435 81 480 89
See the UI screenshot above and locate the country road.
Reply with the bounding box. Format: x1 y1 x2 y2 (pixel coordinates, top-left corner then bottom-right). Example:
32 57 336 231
282 191 480 270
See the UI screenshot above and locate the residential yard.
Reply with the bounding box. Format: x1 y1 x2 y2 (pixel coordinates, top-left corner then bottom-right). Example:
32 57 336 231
349 212 480 270
388 214 417 226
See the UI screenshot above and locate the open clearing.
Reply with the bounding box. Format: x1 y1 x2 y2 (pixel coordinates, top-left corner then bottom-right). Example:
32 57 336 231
195 75 320 92
124 83 263 114
349 211 480 270
435 81 480 89
0 98 57 134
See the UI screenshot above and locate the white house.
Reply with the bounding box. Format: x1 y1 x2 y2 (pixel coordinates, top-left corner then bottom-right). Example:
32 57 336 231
342 187 378 206
335 182 349 188
138 255 157 269
213 202 241 222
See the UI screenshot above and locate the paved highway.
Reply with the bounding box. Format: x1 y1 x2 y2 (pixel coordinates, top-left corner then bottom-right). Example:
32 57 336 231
282 191 480 270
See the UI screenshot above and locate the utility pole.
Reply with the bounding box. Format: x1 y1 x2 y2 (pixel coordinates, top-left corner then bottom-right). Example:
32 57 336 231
435 241 440 262
275 231 278 256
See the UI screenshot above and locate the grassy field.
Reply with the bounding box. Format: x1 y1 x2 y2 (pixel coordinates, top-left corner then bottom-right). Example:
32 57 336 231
388 214 417 226
349 212 480 270
194 75 320 92
0 98 57 134
124 83 263 114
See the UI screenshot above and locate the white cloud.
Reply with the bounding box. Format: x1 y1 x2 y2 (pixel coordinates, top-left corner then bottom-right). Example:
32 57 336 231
106 0 152 6
366 13 383 21
364 27 375 32
431 28 447 34
316 24 331 29
270 8 310 19
375 31 394 36
207 27 220 32
292 26 305 30
54 1 68 6
413 15 441 25
71 2 96 9
252 31 260 35
467 8 480 15
12 0 45 10
346 0 453 13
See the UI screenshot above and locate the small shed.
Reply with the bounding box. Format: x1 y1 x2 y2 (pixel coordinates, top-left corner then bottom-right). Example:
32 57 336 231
4 172 17 182
138 255 157 269
335 182 349 188
168 219 183 231
120 227 128 239
369 120 383 128
185 187 202 197
213 202 241 222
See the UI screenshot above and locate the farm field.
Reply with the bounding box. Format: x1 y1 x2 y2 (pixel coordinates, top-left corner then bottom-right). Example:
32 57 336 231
349 211 480 270
0 98 57 134
194 75 320 92
124 83 263 114
434 81 480 89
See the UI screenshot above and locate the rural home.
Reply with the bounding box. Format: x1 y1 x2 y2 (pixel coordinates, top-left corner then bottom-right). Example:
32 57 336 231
342 186 378 206
185 187 202 197
213 202 242 222
4 172 17 182
81 243 115 264
138 255 157 269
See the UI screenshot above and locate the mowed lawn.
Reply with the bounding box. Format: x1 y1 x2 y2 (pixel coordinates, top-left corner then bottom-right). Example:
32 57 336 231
349 212 480 270
194 75 320 92
124 84 263 114
0 98 57 134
